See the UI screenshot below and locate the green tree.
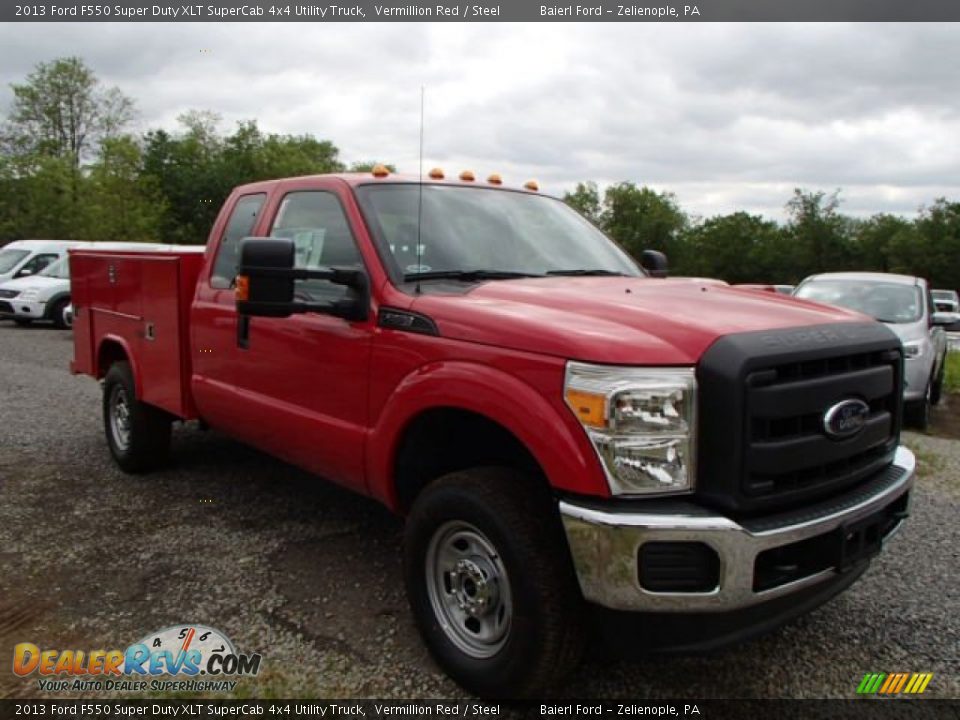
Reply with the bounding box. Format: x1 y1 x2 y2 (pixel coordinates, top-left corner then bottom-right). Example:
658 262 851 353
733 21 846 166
601 183 688 260
902 199 960 288
680 212 783 282
142 118 227 244
83 136 165 242
348 161 397 173
0 154 84 240
849 214 913 273
563 181 603 226
3 56 134 169
141 113 347 244
785 189 855 276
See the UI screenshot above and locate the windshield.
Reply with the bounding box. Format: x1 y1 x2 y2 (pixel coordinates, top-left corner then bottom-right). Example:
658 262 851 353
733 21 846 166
0 249 29 274
795 279 923 324
39 257 70 279
356 184 641 281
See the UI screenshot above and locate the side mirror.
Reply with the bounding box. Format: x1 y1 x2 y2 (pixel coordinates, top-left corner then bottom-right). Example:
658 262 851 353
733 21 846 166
640 249 668 278
16 269 33 277
932 311 959 327
236 237 369 322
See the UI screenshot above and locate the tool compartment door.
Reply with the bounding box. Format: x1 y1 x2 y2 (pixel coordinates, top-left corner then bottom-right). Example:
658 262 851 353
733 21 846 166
138 256 186 416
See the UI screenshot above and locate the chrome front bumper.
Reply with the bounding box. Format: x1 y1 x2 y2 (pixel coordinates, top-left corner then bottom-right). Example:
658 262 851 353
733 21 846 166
560 446 914 613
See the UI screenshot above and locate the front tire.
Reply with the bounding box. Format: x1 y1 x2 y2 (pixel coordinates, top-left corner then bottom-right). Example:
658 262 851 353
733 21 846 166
905 382 931 431
49 298 70 329
404 467 586 697
930 362 945 406
103 361 171 473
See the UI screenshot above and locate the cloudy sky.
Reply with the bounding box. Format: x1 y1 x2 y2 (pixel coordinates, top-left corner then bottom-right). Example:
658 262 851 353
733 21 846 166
1 22 957 219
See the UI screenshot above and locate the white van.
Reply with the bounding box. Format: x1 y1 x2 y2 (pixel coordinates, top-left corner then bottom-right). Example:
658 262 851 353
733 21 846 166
0 240 82 284
0 242 182 328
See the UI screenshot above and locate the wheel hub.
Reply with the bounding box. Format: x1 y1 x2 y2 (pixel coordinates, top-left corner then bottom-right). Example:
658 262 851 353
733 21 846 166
451 557 499 618
424 521 513 659
110 386 131 450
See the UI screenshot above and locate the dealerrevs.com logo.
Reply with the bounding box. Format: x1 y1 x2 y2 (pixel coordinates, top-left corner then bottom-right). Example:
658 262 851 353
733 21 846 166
13 624 262 693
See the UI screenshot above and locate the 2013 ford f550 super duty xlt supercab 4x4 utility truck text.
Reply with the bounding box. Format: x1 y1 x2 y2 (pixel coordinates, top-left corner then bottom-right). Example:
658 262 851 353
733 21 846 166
70 169 914 697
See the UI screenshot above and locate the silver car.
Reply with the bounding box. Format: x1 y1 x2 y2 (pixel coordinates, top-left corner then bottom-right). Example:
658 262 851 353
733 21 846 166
794 272 950 429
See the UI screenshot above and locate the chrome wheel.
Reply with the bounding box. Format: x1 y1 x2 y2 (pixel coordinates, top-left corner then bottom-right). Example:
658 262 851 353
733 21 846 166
425 521 512 659
109 384 132 451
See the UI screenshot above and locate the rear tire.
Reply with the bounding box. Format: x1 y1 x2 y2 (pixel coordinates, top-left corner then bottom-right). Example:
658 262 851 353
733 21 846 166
103 361 171 473
49 298 70 330
403 467 586 698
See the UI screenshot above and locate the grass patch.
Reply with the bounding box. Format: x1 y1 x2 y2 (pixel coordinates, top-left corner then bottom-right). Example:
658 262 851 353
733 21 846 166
903 441 944 478
945 351 960 394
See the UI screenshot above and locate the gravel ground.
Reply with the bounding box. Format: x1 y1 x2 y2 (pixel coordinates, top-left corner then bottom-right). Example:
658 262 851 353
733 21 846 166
0 322 958 700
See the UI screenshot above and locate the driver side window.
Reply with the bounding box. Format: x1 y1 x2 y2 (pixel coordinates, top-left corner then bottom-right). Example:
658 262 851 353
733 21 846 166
269 191 362 302
18 253 59 277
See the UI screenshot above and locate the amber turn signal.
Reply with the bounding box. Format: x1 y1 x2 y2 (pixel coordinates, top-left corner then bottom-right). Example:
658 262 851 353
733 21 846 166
235 275 249 302
564 388 607 429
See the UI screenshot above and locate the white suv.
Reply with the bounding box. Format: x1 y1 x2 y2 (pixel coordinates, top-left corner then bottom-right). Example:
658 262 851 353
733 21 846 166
0 240 81 283
0 242 177 328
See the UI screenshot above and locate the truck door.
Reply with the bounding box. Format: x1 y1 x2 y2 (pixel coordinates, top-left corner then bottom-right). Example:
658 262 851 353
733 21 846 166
192 182 373 491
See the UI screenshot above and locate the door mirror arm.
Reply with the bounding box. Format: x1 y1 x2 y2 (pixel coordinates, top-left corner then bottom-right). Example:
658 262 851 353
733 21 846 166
235 237 370 321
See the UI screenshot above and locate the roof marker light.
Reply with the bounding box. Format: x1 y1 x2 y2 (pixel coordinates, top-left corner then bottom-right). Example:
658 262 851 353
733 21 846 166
371 164 390 178
459 170 476 182
428 168 445 179
524 180 539 191
487 173 503 185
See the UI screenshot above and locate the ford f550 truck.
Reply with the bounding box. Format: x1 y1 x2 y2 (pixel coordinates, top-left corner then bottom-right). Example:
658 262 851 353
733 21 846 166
71 170 914 697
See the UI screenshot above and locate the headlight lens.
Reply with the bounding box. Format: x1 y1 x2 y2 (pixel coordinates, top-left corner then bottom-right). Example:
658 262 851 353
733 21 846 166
564 362 696 496
902 340 924 358
19 289 39 300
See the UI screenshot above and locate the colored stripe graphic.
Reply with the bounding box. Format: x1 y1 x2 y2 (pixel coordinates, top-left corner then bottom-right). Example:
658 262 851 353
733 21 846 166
858 672 933 695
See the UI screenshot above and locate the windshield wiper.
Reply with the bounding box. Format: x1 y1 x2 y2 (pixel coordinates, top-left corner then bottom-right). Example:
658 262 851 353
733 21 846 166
545 269 629 277
403 269 544 282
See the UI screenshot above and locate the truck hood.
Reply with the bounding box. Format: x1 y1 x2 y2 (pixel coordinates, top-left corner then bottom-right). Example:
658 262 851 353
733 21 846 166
410 277 869 365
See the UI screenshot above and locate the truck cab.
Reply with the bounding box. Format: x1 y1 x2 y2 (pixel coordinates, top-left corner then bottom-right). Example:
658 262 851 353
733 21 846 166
71 170 915 697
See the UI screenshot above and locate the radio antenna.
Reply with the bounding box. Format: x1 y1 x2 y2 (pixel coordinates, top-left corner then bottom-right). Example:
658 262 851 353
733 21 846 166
415 85 425 295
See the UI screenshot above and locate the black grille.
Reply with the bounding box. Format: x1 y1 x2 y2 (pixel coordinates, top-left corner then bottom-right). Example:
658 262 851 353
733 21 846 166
0 301 13 314
744 349 900 498
697 322 903 515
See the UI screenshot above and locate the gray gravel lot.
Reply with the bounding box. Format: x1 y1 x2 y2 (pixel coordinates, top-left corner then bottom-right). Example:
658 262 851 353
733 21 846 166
0 322 958 700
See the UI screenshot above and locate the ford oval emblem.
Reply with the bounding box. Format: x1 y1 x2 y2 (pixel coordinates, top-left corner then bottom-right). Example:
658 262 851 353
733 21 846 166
823 399 870 439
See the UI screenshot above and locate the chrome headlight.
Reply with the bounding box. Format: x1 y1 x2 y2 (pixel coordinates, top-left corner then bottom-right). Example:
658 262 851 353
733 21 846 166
902 340 924 358
564 362 696 496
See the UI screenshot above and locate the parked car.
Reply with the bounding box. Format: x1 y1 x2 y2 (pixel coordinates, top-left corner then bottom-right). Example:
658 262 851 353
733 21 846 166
0 243 175 328
932 288 959 313
70 171 915 697
794 272 950 428
0 240 81 285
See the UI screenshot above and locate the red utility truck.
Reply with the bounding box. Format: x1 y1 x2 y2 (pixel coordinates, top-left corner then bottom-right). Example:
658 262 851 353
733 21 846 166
71 170 914 697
